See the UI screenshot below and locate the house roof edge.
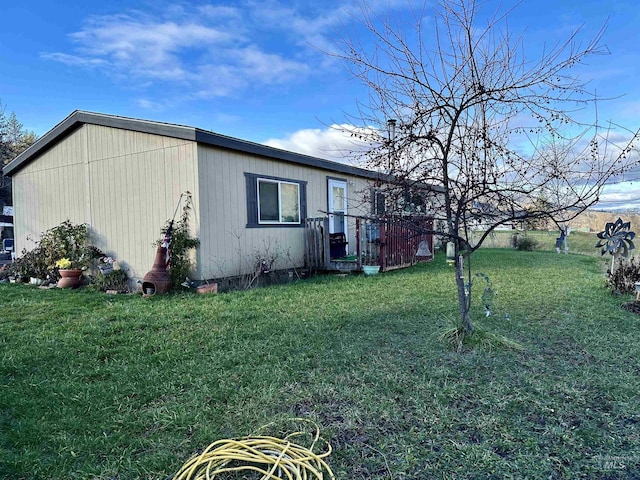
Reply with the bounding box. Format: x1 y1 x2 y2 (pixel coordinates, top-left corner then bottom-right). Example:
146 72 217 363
1 111 440 191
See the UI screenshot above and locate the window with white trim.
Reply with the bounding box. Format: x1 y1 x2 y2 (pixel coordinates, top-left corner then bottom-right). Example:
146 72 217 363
258 178 300 224
245 173 307 228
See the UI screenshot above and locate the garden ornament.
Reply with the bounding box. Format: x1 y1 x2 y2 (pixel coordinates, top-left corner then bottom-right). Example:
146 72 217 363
595 218 635 273
467 273 495 317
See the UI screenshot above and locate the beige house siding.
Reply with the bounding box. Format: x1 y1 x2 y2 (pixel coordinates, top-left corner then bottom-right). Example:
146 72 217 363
196 144 373 278
13 124 200 279
84 125 199 279
13 126 90 251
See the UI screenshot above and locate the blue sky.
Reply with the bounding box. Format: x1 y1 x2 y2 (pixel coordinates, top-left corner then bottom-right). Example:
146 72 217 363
2 0 639 209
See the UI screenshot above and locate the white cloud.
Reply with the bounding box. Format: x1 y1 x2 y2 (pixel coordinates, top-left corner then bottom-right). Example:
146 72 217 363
41 6 313 96
40 52 107 68
263 124 374 165
136 98 172 111
42 1 410 95
66 13 236 81
597 181 640 210
249 2 349 54
197 5 244 20
248 0 409 56
237 45 309 83
193 46 309 98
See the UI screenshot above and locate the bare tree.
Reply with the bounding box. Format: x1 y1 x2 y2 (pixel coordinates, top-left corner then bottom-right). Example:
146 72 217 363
336 0 640 335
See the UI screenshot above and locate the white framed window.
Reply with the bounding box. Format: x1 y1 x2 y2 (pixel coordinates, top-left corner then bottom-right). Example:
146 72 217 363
257 178 301 224
244 173 306 228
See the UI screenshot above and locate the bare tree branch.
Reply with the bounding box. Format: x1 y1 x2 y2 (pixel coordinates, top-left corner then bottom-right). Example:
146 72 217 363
334 0 640 335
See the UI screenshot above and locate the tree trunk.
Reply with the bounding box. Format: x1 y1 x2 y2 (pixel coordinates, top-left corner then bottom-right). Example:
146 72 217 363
454 250 474 335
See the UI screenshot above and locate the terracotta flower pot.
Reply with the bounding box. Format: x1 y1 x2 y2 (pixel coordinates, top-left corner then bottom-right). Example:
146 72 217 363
57 269 83 289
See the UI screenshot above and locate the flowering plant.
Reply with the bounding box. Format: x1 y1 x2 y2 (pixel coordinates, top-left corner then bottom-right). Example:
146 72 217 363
97 255 116 274
55 258 72 269
102 256 115 265
41 221 91 271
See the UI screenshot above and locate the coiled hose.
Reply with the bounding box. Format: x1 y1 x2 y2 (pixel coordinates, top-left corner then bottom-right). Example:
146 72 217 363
173 419 335 480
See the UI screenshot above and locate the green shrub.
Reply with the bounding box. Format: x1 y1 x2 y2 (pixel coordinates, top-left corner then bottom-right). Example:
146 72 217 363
7 221 114 283
606 257 640 294
514 235 539 251
7 247 49 280
37 220 91 271
91 269 130 292
9 220 93 281
155 194 200 288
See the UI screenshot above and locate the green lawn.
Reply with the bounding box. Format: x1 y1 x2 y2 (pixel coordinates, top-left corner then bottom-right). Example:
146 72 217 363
1 250 639 479
477 229 601 256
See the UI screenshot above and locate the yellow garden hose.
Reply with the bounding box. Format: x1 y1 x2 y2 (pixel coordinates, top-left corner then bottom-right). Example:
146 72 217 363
173 419 335 480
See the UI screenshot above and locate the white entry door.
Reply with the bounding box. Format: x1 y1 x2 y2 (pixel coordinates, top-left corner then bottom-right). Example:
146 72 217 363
328 179 348 235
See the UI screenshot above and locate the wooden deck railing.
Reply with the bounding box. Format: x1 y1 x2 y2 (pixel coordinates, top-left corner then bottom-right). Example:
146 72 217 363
304 217 330 271
305 215 433 272
357 216 433 271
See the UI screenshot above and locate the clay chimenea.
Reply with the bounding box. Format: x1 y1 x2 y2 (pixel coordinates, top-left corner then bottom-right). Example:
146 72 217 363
141 245 172 296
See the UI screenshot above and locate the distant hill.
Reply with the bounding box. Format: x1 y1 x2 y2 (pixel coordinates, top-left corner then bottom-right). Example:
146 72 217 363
569 210 640 233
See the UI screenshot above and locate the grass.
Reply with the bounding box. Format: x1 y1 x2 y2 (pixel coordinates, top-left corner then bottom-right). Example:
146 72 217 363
1 249 639 479
477 229 600 256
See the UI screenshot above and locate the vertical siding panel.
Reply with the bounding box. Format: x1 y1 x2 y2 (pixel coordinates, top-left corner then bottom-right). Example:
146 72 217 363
210 149 220 274
198 146 213 278
150 144 161 245
130 150 139 273
196 145 206 276
211 148 223 275
236 152 248 273
137 150 152 273
211 147 221 276
195 146 333 278
211 148 219 275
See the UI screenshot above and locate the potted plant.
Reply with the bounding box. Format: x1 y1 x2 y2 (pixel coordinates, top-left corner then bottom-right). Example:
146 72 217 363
55 257 84 289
